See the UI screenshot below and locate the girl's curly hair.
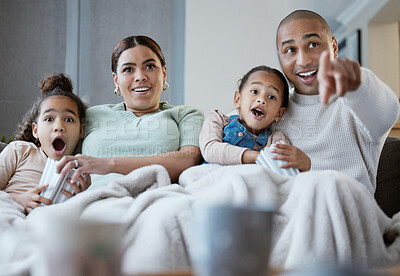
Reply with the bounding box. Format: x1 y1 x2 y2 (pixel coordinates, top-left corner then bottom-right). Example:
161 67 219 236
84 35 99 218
14 73 87 147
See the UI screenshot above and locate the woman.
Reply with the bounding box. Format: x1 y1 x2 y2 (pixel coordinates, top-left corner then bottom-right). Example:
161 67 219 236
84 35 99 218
57 36 204 186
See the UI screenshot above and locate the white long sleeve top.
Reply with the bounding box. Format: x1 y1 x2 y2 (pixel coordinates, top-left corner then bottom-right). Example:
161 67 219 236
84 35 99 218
271 67 399 194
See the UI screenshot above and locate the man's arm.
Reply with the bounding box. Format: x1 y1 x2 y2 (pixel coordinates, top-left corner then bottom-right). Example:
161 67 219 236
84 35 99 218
318 51 362 104
318 51 400 140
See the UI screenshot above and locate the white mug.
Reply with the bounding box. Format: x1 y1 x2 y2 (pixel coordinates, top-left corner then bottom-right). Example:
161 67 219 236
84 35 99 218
190 203 275 276
32 217 124 276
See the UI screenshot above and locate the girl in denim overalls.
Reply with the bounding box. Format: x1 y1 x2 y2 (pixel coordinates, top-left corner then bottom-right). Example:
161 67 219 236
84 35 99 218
199 65 311 172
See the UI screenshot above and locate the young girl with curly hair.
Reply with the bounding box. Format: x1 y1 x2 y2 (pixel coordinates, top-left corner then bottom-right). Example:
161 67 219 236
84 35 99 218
0 73 90 214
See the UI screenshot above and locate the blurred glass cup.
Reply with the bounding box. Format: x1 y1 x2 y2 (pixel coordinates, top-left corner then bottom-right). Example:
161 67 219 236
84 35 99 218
32 216 124 276
190 203 275 276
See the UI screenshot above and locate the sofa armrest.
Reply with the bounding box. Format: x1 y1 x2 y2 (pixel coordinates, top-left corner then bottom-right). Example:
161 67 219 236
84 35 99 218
375 136 400 218
0 142 7 153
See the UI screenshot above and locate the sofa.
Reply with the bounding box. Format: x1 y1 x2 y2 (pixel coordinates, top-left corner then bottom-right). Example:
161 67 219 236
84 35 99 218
1 136 399 217
375 136 400 217
0 142 6 152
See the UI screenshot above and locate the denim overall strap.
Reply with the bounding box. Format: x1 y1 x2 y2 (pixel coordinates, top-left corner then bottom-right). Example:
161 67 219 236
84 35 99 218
223 116 270 151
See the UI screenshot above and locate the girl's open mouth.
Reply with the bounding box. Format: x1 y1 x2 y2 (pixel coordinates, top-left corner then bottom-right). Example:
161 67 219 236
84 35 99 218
251 108 265 118
52 138 66 155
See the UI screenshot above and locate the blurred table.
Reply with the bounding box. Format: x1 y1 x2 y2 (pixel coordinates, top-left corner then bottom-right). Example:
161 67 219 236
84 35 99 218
126 265 400 276
126 267 285 276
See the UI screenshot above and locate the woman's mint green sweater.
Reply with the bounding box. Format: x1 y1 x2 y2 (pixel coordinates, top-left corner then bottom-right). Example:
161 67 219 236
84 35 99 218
82 102 204 187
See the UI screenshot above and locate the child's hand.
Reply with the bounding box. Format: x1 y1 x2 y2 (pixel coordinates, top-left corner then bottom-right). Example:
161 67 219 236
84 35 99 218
269 144 311 172
62 173 91 198
242 149 260 164
10 185 53 214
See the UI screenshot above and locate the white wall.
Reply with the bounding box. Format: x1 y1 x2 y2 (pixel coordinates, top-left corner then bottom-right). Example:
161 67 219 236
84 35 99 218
184 0 352 115
185 0 282 115
369 22 400 97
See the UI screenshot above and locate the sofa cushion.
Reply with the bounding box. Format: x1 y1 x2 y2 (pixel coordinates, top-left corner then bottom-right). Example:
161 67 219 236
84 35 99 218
0 142 6 153
375 136 400 218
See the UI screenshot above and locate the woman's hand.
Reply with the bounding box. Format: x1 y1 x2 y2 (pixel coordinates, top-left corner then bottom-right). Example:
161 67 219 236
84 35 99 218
10 185 53 214
269 144 311 172
57 154 109 184
57 146 203 184
62 173 91 198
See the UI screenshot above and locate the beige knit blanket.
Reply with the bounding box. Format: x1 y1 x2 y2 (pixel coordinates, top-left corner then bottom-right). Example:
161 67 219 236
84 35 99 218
1 164 400 275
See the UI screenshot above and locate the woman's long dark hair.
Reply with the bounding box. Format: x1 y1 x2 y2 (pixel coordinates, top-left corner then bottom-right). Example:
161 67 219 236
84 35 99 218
111 35 166 74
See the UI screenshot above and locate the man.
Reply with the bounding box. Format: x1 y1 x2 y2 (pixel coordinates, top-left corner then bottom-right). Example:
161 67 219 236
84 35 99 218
272 10 399 194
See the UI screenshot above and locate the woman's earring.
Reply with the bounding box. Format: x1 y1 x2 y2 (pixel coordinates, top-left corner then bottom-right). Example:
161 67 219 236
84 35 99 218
114 87 122 96
33 135 40 144
162 82 169 91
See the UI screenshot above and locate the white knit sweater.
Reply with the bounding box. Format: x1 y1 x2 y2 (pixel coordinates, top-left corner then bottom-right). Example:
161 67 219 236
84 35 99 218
272 68 399 194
